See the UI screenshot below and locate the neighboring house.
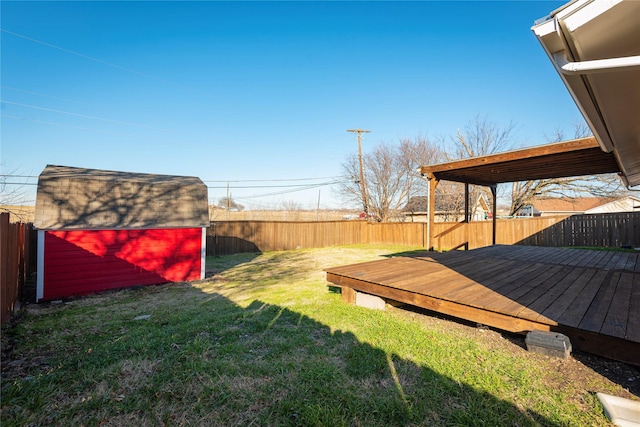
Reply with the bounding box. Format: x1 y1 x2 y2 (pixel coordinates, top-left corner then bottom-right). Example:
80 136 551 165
33 165 209 302
402 195 491 222
585 196 640 214
525 196 640 217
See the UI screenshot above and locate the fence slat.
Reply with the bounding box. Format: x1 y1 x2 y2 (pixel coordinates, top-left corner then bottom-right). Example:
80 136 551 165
207 213 640 256
1 213 35 324
4 213 636 321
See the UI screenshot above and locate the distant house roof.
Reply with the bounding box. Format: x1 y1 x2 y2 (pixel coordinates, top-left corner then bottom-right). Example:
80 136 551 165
402 196 431 213
34 165 209 230
401 195 490 213
531 197 618 214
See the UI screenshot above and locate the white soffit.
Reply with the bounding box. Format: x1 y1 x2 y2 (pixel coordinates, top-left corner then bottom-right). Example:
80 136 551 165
532 0 640 187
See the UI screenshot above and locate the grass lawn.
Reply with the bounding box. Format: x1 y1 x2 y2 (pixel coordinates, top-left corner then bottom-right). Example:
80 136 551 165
1 245 635 426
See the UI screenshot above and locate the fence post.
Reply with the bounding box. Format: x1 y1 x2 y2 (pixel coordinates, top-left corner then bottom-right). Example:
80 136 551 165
1 213 9 324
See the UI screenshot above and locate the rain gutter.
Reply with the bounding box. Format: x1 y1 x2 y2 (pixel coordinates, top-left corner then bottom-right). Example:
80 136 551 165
554 51 640 75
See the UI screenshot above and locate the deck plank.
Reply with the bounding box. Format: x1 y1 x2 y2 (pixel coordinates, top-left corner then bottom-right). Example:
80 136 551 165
557 269 611 328
526 267 587 318
627 273 640 342
601 272 634 339
595 252 615 269
325 245 640 365
575 248 602 267
623 253 639 272
614 252 632 270
584 249 606 268
539 268 597 322
430 257 518 299
578 272 619 333
438 259 522 302
467 261 549 307
499 266 572 320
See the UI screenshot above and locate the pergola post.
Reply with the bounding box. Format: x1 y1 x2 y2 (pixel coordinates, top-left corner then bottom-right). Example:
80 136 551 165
426 174 438 251
464 183 469 222
464 183 470 250
490 185 497 245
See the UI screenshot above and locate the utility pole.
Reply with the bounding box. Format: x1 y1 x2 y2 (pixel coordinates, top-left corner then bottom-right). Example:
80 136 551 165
347 128 371 215
226 181 230 220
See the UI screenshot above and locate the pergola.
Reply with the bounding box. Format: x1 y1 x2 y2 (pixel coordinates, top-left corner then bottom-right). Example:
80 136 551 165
418 137 621 250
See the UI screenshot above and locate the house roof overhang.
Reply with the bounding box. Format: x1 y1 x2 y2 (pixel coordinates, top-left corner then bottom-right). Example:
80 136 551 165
532 0 640 187
419 137 620 186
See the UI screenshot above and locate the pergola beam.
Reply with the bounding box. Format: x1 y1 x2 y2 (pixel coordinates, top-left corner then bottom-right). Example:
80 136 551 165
420 137 619 186
420 137 622 251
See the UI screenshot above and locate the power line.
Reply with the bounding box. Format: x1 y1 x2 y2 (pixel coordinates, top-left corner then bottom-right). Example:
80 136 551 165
1 174 345 182
236 182 340 199
3 114 138 136
1 100 173 132
207 182 335 189
1 86 84 105
1 182 38 186
203 176 342 183
1 174 350 195
0 28 183 88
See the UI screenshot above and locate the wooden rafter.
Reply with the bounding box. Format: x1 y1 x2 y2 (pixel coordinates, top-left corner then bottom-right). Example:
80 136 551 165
420 137 620 186
419 137 622 250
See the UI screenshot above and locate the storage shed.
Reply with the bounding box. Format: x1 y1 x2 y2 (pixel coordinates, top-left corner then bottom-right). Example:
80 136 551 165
34 165 209 301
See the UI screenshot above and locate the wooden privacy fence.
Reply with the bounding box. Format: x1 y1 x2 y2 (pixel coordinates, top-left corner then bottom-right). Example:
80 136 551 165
0 213 34 324
208 212 640 255
207 221 427 255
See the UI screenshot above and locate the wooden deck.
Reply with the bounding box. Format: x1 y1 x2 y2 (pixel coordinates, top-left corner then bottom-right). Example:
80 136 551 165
325 245 640 366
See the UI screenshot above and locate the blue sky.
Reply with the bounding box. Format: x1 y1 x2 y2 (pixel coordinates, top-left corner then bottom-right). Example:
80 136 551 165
1 1 580 209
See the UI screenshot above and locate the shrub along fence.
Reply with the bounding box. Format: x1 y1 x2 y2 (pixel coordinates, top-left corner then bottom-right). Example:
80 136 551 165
1 213 35 324
207 212 640 256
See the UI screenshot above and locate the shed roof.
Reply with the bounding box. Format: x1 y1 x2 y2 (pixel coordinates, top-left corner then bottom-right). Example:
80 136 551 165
34 165 209 230
419 137 620 186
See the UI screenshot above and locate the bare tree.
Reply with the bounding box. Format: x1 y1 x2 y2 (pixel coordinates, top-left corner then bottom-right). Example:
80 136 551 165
434 181 468 221
444 115 517 218
508 123 627 216
218 195 244 211
447 114 516 160
444 116 627 217
281 200 302 211
366 142 408 221
397 134 443 202
0 163 34 221
336 153 365 208
337 136 441 222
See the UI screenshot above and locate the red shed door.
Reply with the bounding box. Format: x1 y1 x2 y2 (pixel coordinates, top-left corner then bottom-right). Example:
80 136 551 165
41 228 203 300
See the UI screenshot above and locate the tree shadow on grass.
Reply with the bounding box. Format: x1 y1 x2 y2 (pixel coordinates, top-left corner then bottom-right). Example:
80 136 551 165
2 286 567 427
205 252 261 278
